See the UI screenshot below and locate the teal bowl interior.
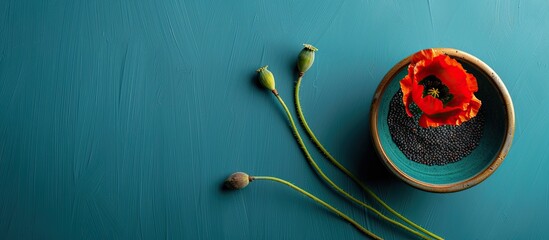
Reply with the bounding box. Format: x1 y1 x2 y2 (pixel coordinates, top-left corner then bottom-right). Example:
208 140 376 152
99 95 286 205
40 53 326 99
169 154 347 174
371 49 515 192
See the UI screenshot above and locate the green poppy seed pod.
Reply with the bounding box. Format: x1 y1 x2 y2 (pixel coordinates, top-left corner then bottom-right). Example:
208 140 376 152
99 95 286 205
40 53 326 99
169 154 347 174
256 66 276 91
225 172 253 190
297 44 318 74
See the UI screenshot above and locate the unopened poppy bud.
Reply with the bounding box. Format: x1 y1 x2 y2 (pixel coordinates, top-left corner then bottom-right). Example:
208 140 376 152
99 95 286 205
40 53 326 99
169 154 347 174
225 172 253 190
297 44 318 74
256 66 276 91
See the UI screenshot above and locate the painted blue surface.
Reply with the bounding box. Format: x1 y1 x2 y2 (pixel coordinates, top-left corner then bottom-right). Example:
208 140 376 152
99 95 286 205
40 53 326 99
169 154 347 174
1 1 548 239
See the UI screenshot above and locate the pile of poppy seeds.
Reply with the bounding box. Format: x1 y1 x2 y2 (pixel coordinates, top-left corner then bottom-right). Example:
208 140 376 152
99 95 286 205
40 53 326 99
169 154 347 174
387 90 485 166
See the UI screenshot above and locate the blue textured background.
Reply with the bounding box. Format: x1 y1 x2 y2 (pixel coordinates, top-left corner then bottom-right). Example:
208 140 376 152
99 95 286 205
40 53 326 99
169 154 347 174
1 1 548 239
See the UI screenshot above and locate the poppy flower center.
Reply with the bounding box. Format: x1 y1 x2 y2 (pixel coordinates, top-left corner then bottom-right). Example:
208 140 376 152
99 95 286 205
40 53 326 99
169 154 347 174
427 88 440 98
419 75 453 105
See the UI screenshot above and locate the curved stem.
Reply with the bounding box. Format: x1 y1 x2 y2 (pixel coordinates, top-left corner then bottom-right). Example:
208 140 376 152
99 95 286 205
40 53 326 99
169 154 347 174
294 76 443 240
274 93 430 240
253 176 382 240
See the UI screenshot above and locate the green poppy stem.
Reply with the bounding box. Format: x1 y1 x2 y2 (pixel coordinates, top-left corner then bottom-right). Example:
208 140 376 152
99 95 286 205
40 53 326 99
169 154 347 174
294 76 444 240
252 176 382 240
273 93 430 240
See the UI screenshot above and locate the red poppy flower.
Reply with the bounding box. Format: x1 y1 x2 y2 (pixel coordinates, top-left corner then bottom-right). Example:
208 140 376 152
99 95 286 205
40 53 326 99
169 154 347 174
400 49 481 128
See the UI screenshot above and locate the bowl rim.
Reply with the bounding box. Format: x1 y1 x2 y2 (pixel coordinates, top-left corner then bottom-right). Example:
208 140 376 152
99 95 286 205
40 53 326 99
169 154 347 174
370 48 515 193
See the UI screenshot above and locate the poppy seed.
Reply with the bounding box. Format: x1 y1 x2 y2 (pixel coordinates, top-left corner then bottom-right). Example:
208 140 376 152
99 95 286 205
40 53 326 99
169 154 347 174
387 90 485 166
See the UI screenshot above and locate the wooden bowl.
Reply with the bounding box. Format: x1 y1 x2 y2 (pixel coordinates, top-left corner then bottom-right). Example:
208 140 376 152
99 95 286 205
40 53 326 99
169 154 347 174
370 48 515 193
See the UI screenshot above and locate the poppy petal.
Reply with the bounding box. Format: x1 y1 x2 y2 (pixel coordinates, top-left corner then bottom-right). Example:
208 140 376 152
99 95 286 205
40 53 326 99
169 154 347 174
400 74 414 116
400 49 481 127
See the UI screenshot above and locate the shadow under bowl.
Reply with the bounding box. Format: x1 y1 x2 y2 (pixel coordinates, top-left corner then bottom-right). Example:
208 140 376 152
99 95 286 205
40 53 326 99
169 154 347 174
370 48 515 193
